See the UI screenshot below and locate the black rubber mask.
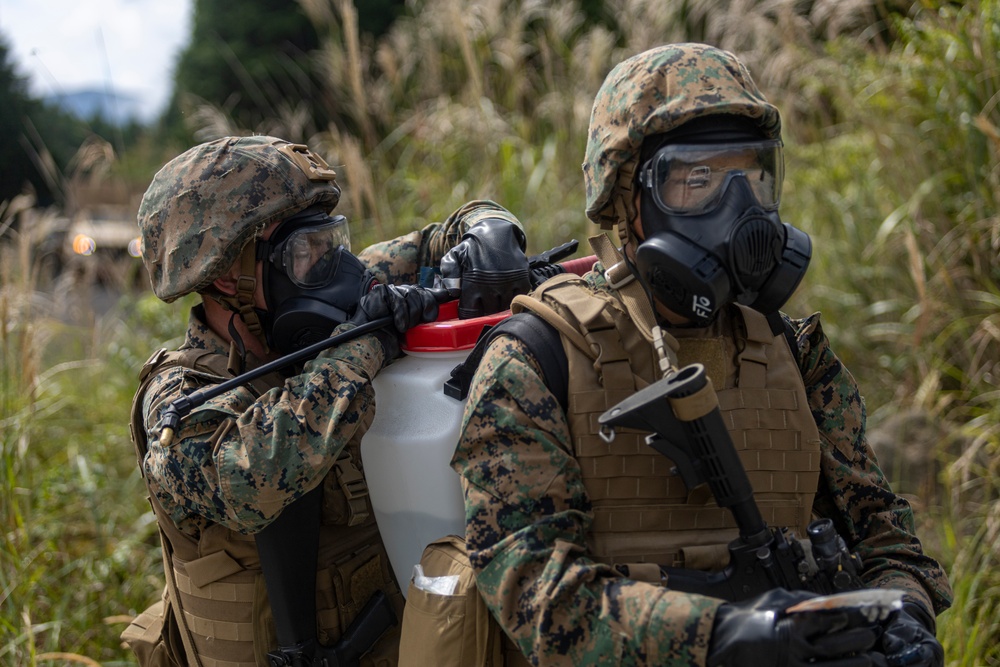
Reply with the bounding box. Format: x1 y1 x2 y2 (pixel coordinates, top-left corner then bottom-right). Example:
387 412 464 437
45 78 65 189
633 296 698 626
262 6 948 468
256 209 377 354
634 141 811 325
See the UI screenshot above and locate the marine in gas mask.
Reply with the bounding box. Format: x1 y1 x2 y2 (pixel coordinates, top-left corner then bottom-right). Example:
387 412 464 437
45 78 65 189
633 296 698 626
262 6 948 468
125 135 533 667
449 44 950 667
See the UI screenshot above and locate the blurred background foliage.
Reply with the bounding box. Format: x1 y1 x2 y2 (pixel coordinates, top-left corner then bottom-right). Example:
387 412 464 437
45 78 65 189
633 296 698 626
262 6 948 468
1 0 998 665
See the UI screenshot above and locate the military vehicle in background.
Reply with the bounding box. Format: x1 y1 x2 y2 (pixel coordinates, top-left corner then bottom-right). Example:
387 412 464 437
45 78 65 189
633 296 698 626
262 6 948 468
28 175 146 293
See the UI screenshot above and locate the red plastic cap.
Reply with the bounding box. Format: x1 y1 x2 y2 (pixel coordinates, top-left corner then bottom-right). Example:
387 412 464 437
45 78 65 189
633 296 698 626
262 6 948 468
402 300 510 352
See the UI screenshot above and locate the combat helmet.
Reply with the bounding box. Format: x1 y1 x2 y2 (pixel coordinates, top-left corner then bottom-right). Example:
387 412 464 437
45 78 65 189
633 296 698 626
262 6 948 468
138 135 340 303
583 43 781 234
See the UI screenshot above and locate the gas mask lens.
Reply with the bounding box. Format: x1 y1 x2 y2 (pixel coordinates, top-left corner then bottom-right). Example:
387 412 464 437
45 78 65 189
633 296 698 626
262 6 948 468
261 213 351 289
281 217 350 288
641 140 783 215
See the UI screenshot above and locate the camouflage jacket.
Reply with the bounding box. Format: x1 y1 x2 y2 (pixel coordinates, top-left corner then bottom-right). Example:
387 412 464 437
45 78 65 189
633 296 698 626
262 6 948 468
451 268 953 667
141 200 518 537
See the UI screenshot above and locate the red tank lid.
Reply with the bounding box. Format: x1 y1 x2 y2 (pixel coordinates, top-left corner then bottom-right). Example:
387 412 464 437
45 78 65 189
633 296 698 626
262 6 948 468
402 300 510 352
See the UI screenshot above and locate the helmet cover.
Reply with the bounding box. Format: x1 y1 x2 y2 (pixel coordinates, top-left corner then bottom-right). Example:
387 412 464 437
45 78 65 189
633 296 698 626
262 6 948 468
583 43 781 228
138 135 341 302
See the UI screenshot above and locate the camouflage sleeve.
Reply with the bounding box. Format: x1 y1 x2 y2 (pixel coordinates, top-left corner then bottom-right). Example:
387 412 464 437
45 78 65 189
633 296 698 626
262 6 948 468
358 200 523 285
142 328 384 534
789 312 954 616
452 335 721 666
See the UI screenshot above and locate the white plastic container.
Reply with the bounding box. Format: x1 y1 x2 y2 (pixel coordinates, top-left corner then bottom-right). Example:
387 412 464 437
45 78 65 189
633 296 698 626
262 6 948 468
361 301 508 594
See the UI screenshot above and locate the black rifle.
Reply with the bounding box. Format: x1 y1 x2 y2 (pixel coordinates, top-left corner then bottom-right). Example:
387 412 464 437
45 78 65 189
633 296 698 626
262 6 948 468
597 363 864 602
259 487 397 667
263 588 398 667
527 239 579 287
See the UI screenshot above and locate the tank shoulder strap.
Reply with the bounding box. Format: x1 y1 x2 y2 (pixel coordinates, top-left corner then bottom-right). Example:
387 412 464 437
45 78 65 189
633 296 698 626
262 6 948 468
444 272 632 409
444 312 569 412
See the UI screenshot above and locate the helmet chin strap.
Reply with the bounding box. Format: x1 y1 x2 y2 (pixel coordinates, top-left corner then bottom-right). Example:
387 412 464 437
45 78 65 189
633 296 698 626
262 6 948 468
593 229 680 379
214 241 271 364
226 313 248 375
586 160 680 379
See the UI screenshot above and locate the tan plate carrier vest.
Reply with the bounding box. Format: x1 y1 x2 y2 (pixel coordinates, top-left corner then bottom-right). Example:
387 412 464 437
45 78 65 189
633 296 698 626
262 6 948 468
126 347 403 667
512 273 823 571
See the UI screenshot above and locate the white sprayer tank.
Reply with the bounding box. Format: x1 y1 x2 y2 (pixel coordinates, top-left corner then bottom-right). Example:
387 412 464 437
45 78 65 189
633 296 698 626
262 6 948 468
361 301 509 595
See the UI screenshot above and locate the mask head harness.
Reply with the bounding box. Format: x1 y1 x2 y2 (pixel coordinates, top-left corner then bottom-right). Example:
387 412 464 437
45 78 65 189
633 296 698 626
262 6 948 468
632 116 811 325
255 207 377 354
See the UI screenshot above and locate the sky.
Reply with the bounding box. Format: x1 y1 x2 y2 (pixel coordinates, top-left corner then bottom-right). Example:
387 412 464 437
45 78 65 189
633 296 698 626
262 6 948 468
0 0 193 122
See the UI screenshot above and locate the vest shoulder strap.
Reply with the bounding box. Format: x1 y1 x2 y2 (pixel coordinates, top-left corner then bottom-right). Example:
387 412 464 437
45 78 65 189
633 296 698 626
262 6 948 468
763 309 799 359
129 347 235 466
444 312 569 412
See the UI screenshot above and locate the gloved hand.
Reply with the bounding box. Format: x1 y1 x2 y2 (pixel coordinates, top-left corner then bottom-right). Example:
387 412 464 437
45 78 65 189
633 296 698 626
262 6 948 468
439 217 531 319
707 589 880 667
871 603 943 667
348 284 439 362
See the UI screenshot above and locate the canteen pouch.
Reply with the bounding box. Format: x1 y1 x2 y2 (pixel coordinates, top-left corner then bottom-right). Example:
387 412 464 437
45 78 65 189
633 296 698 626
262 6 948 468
398 535 502 667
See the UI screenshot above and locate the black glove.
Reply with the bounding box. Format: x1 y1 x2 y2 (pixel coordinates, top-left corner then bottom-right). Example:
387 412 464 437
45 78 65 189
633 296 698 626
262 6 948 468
707 589 880 667
439 217 531 319
871 603 943 667
348 284 439 362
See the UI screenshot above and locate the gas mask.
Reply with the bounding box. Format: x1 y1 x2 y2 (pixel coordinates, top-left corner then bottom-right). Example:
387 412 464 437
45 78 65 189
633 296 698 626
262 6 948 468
256 208 377 354
634 139 811 325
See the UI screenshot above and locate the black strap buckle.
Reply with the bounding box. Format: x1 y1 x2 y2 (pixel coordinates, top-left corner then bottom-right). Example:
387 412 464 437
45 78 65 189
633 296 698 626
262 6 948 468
267 640 317 667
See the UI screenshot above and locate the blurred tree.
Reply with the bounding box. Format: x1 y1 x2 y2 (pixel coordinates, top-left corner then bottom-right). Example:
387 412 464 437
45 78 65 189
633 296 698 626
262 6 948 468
164 0 321 141
357 0 406 37
161 0 406 145
0 35 50 205
0 34 94 208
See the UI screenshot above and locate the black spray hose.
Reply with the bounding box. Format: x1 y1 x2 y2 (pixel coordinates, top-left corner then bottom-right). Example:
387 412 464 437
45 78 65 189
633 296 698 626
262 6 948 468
157 316 392 447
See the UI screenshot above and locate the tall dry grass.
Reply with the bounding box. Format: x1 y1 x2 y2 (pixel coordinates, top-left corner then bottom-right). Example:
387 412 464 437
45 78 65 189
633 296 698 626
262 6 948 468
180 1 1000 662
1 0 996 664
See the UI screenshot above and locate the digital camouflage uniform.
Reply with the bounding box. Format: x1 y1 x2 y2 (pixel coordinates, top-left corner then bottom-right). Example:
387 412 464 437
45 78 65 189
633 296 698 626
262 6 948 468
125 135 522 667
450 44 952 667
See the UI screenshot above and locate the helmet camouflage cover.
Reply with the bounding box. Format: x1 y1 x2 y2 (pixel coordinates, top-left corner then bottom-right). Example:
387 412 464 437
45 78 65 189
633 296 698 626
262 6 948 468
583 43 782 229
138 135 341 302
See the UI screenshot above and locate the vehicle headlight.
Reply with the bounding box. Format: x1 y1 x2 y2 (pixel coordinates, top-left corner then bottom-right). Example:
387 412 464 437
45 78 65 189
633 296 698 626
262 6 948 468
72 234 96 256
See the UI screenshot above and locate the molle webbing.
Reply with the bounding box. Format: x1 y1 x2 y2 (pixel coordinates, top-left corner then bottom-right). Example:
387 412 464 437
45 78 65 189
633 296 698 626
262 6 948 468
172 551 262 667
142 490 268 667
331 449 371 527
514 283 821 570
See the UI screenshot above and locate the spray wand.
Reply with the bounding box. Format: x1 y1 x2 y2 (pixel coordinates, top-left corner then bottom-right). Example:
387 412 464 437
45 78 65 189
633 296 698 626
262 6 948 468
157 238 590 447
157 317 394 448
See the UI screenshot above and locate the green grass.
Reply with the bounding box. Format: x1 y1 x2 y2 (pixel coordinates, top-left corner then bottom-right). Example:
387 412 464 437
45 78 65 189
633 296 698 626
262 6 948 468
2 1 999 664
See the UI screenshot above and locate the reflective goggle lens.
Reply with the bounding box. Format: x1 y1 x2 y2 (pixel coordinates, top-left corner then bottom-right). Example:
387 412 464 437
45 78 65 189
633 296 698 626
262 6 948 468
277 215 350 288
642 140 783 215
